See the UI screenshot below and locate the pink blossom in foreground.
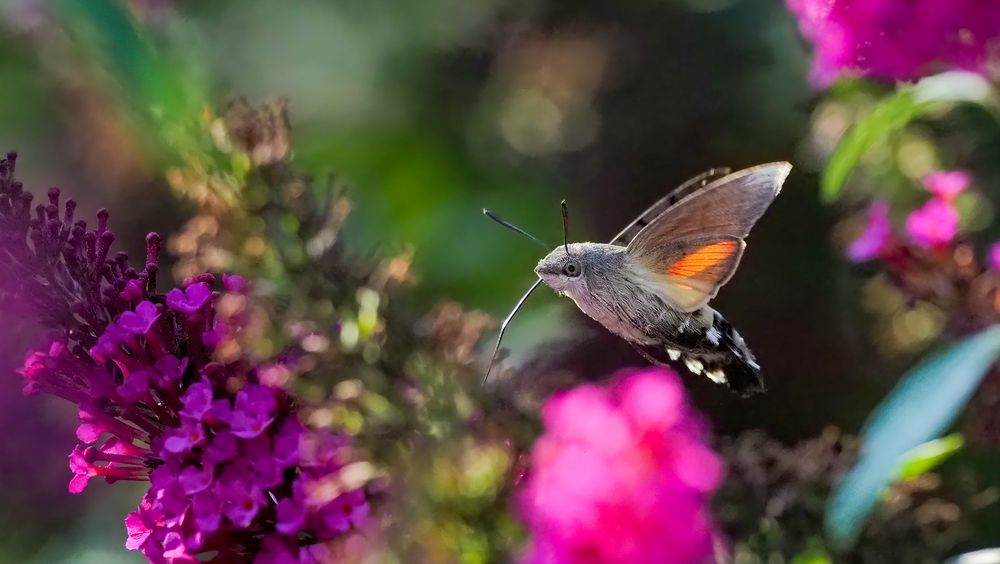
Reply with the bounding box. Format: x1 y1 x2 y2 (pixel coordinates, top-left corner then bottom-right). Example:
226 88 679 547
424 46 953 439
848 200 893 262
786 0 1000 86
905 198 960 249
923 170 970 201
517 368 721 564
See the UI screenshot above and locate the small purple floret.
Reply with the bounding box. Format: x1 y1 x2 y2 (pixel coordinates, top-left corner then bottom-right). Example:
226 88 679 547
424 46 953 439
276 498 306 534
180 378 214 420
220 478 262 528
230 384 278 439
117 301 160 335
222 274 248 293
167 282 212 314
164 420 205 454
179 464 214 495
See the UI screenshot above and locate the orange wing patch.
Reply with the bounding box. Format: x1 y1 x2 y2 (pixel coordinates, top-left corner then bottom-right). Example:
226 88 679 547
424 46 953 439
635 236 744 312
667 241 739 279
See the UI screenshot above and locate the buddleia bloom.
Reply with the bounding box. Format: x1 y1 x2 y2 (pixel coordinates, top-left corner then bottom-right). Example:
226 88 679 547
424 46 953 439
516 368 722 564
2 151 369 562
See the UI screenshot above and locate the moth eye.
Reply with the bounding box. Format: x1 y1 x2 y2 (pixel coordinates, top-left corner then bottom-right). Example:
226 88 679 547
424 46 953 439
563 260 581 278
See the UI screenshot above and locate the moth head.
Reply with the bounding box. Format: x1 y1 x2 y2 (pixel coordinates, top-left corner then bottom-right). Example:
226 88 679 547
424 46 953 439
534 244 589 294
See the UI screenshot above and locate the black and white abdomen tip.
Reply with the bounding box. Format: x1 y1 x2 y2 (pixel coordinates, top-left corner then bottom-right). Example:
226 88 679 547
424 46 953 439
691 313 763 396
648 312 764 397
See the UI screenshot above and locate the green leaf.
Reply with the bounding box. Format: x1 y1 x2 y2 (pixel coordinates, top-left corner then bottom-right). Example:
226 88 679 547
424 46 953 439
821 71 992 203
897 433 964 481
52 0 208 160
825 325 1000 548
791 546 833 564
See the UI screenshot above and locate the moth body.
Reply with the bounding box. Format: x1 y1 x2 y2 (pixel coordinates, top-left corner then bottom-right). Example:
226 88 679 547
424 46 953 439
535 243 661 344
535 243 763 395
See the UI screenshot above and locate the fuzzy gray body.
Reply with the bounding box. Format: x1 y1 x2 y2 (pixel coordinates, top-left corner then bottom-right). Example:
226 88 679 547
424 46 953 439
536 243 763 395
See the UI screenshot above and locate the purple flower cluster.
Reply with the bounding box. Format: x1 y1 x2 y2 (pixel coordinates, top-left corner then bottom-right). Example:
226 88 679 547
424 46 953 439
118 341 370 562
3 152 368 562
787 0 1000 85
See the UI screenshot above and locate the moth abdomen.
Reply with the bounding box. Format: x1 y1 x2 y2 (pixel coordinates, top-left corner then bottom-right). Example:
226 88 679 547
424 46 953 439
635 310 765 396
688 350 764 397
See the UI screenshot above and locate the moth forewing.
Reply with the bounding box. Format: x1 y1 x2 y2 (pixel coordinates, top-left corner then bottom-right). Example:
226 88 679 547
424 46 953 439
627 161 792 250
609 167 732 247
622 162 789 312
628 236 747 313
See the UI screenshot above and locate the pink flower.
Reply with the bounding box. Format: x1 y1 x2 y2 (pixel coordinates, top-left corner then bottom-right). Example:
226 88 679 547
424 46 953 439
517 368 721 564
923 170 970 201
848 201 892 262
905 198 960 248
787 0 1000 86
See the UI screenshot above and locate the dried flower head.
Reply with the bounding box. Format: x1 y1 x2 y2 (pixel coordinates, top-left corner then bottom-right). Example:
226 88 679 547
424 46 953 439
715 427 991 562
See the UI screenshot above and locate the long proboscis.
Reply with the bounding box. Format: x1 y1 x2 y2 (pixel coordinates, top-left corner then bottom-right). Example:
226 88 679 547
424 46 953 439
482 209 551 251
483 277 544 385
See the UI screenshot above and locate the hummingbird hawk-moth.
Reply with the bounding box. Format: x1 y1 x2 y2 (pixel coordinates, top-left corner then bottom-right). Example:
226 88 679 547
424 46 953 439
484 162 792 396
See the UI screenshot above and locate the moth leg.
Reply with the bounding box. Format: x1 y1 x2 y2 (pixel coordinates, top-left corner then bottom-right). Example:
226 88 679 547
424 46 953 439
629 342 660 366
629 341 682 367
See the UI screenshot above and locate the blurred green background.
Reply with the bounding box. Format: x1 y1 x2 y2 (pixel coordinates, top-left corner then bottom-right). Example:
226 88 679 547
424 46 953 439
0 0 914 560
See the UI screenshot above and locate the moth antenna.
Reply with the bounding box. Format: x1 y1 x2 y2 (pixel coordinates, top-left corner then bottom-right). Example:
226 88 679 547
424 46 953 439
484 278 544 385
560 200 570 254
483 208 551 251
